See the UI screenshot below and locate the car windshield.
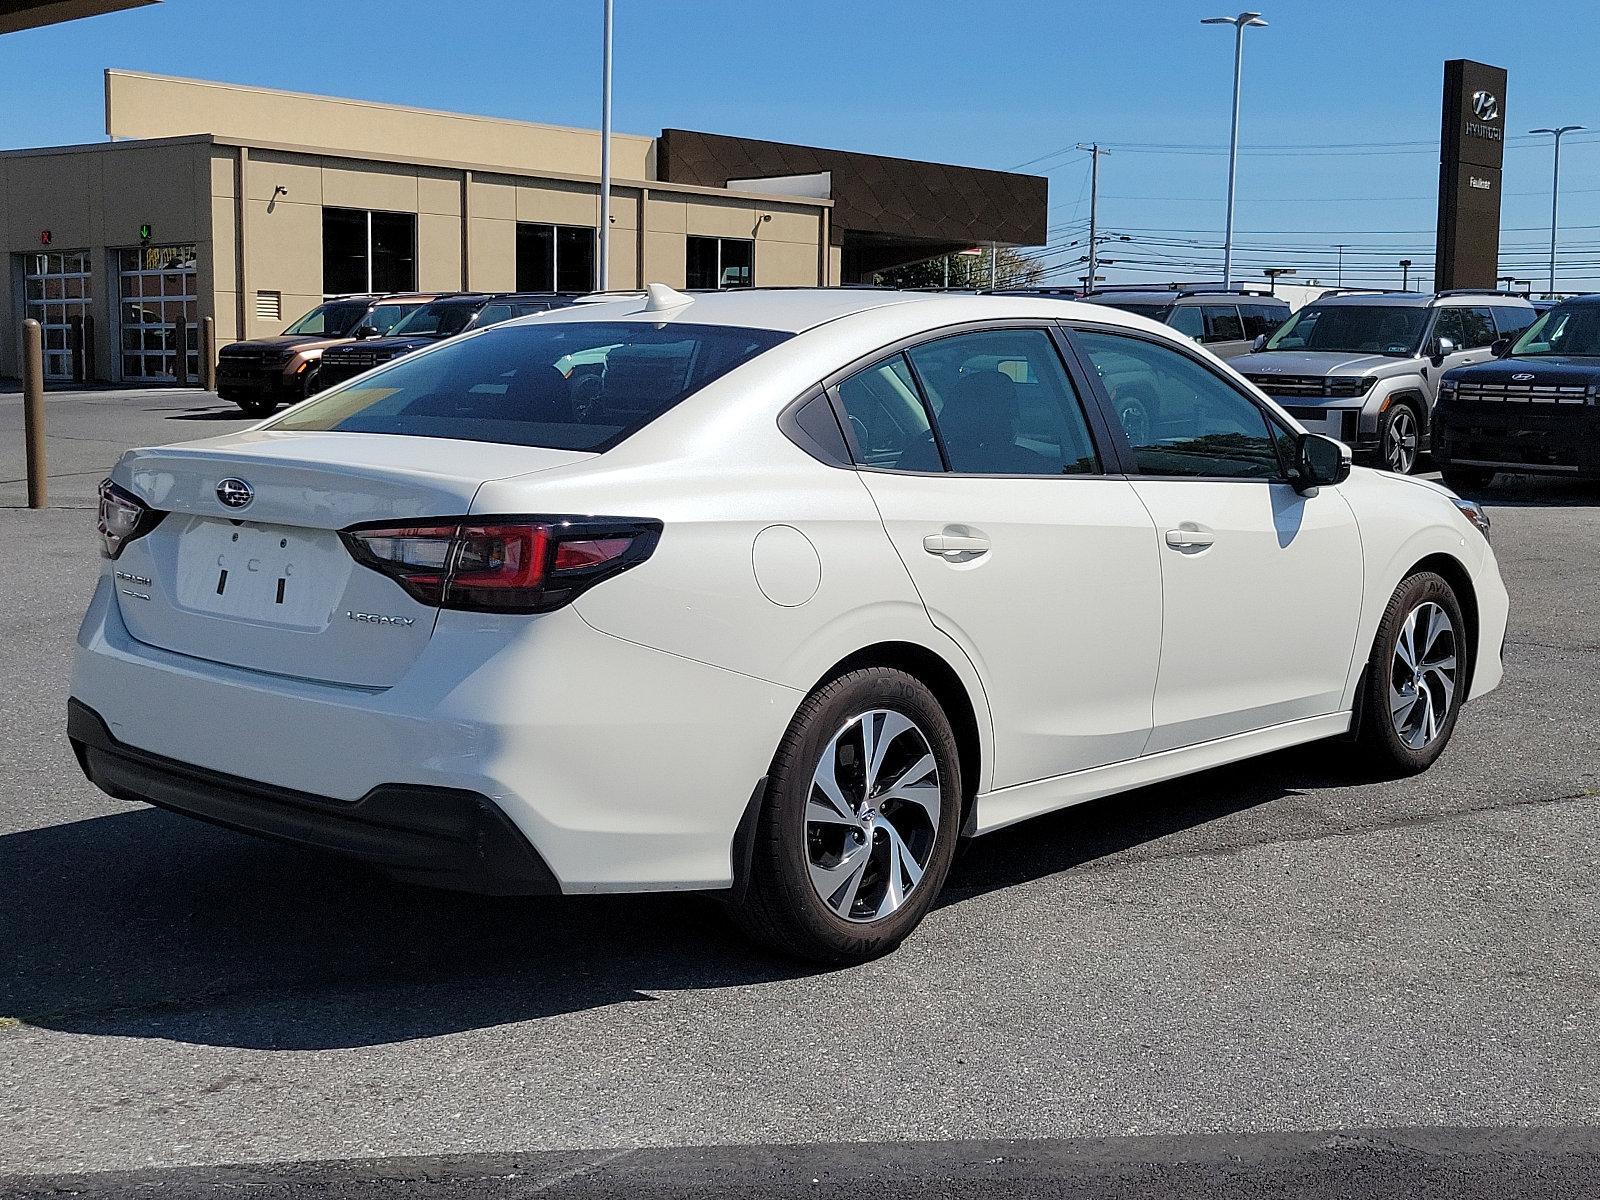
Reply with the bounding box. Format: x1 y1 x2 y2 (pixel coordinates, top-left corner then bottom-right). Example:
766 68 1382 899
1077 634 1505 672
389 302 482 338
281 301 370 337
1511 305 1600 356
1264 303 1430 356
266 320 791 451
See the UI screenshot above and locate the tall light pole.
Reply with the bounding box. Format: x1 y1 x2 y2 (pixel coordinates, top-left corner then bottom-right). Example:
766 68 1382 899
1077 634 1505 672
1399 258 1412 290
1530 124 1583 297
1202 11 1267 290
596 0 614 290
1333 243 1346 287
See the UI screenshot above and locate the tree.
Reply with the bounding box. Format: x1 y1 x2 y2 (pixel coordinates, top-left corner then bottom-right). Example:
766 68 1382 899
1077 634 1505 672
874 246 1048 290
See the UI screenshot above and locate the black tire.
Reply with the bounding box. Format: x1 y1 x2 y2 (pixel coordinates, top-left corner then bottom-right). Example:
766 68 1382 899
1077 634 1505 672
235 396 277 418
1441 465 1495 492
731 667 962 966
1355 571 1470 775
1378 401 1422 475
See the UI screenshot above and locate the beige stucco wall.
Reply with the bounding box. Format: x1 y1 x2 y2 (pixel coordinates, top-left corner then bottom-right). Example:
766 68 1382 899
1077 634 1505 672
107 70 656 181
0 138 213 379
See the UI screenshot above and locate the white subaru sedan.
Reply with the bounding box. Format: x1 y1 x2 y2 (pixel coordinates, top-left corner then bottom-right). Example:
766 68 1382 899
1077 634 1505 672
72 286 1507 964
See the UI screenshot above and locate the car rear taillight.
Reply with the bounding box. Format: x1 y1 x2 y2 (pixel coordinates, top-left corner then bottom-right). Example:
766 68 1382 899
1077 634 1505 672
340 516 661 613
97 479 165 559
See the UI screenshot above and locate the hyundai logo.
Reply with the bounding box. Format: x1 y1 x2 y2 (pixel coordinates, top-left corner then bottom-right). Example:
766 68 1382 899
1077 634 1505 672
216 478 254 509
1510 372 1535 381
1471 90 1499 122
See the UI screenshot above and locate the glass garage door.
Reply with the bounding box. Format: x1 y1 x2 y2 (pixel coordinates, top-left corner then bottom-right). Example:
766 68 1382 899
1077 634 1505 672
22 250 93 381
118 244 199 382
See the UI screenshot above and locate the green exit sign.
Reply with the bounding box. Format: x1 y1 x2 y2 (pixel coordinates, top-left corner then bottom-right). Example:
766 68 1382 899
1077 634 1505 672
138 223 152 241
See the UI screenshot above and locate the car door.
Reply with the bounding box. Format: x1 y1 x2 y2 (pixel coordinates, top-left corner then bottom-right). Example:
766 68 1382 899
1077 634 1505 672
1067 324 1365 754
1426 307 1497 406
832 325 1163 789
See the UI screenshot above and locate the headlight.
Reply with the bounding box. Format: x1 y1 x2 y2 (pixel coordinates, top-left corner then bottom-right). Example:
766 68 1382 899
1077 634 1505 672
1326 376 1377 398
1450 495 1491 541
1439 378 1458 396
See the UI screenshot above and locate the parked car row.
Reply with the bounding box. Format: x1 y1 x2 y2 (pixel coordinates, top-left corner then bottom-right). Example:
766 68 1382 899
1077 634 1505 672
216 291 582 416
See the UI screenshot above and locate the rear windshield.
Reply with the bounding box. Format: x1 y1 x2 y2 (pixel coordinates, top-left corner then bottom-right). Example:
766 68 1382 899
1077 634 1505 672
266 321 791 451
282 301 368 337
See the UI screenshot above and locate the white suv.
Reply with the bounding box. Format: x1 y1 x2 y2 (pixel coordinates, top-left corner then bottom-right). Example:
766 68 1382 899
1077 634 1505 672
73 287 1508 963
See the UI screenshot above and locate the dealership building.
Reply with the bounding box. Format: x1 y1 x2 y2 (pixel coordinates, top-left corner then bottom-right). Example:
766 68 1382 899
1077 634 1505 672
0 70 1046 383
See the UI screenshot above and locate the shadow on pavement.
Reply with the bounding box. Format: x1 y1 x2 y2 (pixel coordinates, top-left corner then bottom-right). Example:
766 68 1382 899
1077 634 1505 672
1 742 1377 1052
1458 475 1600 508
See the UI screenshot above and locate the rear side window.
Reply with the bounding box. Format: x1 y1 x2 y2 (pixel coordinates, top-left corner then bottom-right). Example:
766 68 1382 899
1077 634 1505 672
1494 306 1536 339
267 321 790 451
1168 306 1204 339
835 356 942 472
1200 305 1245 343
1239 303 1286 338
1459 307 1499 349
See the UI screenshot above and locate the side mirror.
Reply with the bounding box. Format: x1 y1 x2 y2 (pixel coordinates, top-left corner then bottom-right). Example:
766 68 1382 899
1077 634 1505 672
1251 334 1267 353
354 325 379 339
1491 337 1512 358
1294 433 1351 493
1430 335 1457 365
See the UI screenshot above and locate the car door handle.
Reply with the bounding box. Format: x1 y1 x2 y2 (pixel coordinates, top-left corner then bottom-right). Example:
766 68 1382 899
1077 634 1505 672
923 531 990 558
1164 528 1215 550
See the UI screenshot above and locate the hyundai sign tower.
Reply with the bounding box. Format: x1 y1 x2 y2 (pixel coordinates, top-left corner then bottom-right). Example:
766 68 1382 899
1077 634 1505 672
1435 59 1507 291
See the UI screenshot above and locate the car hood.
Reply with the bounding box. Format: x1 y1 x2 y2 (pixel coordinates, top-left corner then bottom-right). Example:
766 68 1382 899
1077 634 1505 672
1232 350 1407 377
323 335 438 356
223 334 352 354
1443 355 1600 384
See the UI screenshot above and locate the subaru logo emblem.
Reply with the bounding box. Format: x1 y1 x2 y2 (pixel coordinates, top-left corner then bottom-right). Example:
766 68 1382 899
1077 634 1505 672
1471 90 1499 121
1510 372 1535 381
216 478 254 509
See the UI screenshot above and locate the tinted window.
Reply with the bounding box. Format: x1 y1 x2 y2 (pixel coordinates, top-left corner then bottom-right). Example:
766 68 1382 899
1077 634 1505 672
323 208 416 296
1168 305 1204 339
363 303 421 335
1201 305 1245 342
1266 303 1429 355
1074 329 1282 479
391 301 481 337
1511 305 1600 356
267 321 790 451
282 300 368 337
1239 303 1286 338
470 303 516 329
1493 306 1537 338
835 355 942 472
1462 306 1499 348
906 329 1100 475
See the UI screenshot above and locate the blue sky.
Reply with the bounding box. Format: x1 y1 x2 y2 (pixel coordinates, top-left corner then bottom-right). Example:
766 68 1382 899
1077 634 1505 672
4 0 1598 288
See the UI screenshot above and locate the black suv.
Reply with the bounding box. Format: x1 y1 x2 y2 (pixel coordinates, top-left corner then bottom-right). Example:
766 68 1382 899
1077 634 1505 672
311 292 584 392
1433 294 1600 489
1077 285 1290 358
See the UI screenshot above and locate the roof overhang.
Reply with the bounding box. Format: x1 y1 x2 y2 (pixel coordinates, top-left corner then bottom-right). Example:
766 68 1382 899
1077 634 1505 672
0 0 157 33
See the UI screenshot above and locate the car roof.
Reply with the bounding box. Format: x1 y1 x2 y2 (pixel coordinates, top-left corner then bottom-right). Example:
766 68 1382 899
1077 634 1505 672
1307 291 1530 308
1081 290 1285 306
528 286 930 333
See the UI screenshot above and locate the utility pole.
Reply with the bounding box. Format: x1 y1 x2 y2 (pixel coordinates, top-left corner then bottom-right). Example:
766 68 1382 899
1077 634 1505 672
1531 124 1583 297
1202 11 1268 290
1075 143 1108 291
1333 243 1346 287
597 0 614 290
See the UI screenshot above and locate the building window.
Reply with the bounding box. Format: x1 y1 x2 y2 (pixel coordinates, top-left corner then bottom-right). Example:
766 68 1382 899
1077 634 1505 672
516 222 596 293
21 249 92 381
117 244 198 383
686 236 753 289
322 207 416 296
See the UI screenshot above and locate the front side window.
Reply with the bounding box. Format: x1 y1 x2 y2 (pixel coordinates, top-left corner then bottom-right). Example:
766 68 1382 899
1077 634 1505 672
267 321 789 452
1460 306 1500 349
1168 305 1204 340
322 207 417 296
1265 303 1429 356
1239 303 1287 338
906 329 1100 476
686 236 754 289
1074 328 1282 479
1201 305 1245 343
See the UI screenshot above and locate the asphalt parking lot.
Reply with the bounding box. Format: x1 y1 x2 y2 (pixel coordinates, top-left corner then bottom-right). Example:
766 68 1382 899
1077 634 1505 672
2 387 1598 1195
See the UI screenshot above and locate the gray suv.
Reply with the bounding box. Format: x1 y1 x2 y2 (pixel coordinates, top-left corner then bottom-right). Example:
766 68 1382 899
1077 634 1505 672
1229 289 1537 474
1078 286 1290 359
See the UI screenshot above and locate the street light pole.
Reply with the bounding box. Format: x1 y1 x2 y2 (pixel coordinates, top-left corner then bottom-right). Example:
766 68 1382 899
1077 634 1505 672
1333 243 1346 287
597 0 614 290
1531 124 1583 297
1202 11 1267 291
1400 259 1412 291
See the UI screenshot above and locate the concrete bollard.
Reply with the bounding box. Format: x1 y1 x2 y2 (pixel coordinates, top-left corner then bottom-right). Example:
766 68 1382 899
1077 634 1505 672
174 315 190 387
22 319 47 509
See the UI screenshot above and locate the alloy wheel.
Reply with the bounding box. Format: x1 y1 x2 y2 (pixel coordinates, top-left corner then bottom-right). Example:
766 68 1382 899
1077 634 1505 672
805 709 942 924
1389 601 1457 749
1385 406 1419 474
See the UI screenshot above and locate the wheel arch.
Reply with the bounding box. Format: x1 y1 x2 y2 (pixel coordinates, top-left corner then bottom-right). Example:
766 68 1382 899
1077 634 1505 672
1406 551 1480 694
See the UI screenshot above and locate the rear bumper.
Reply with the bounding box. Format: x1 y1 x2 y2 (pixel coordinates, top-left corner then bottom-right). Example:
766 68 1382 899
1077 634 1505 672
69 698 559 895
1432 401 1600 477
70 575 798 892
